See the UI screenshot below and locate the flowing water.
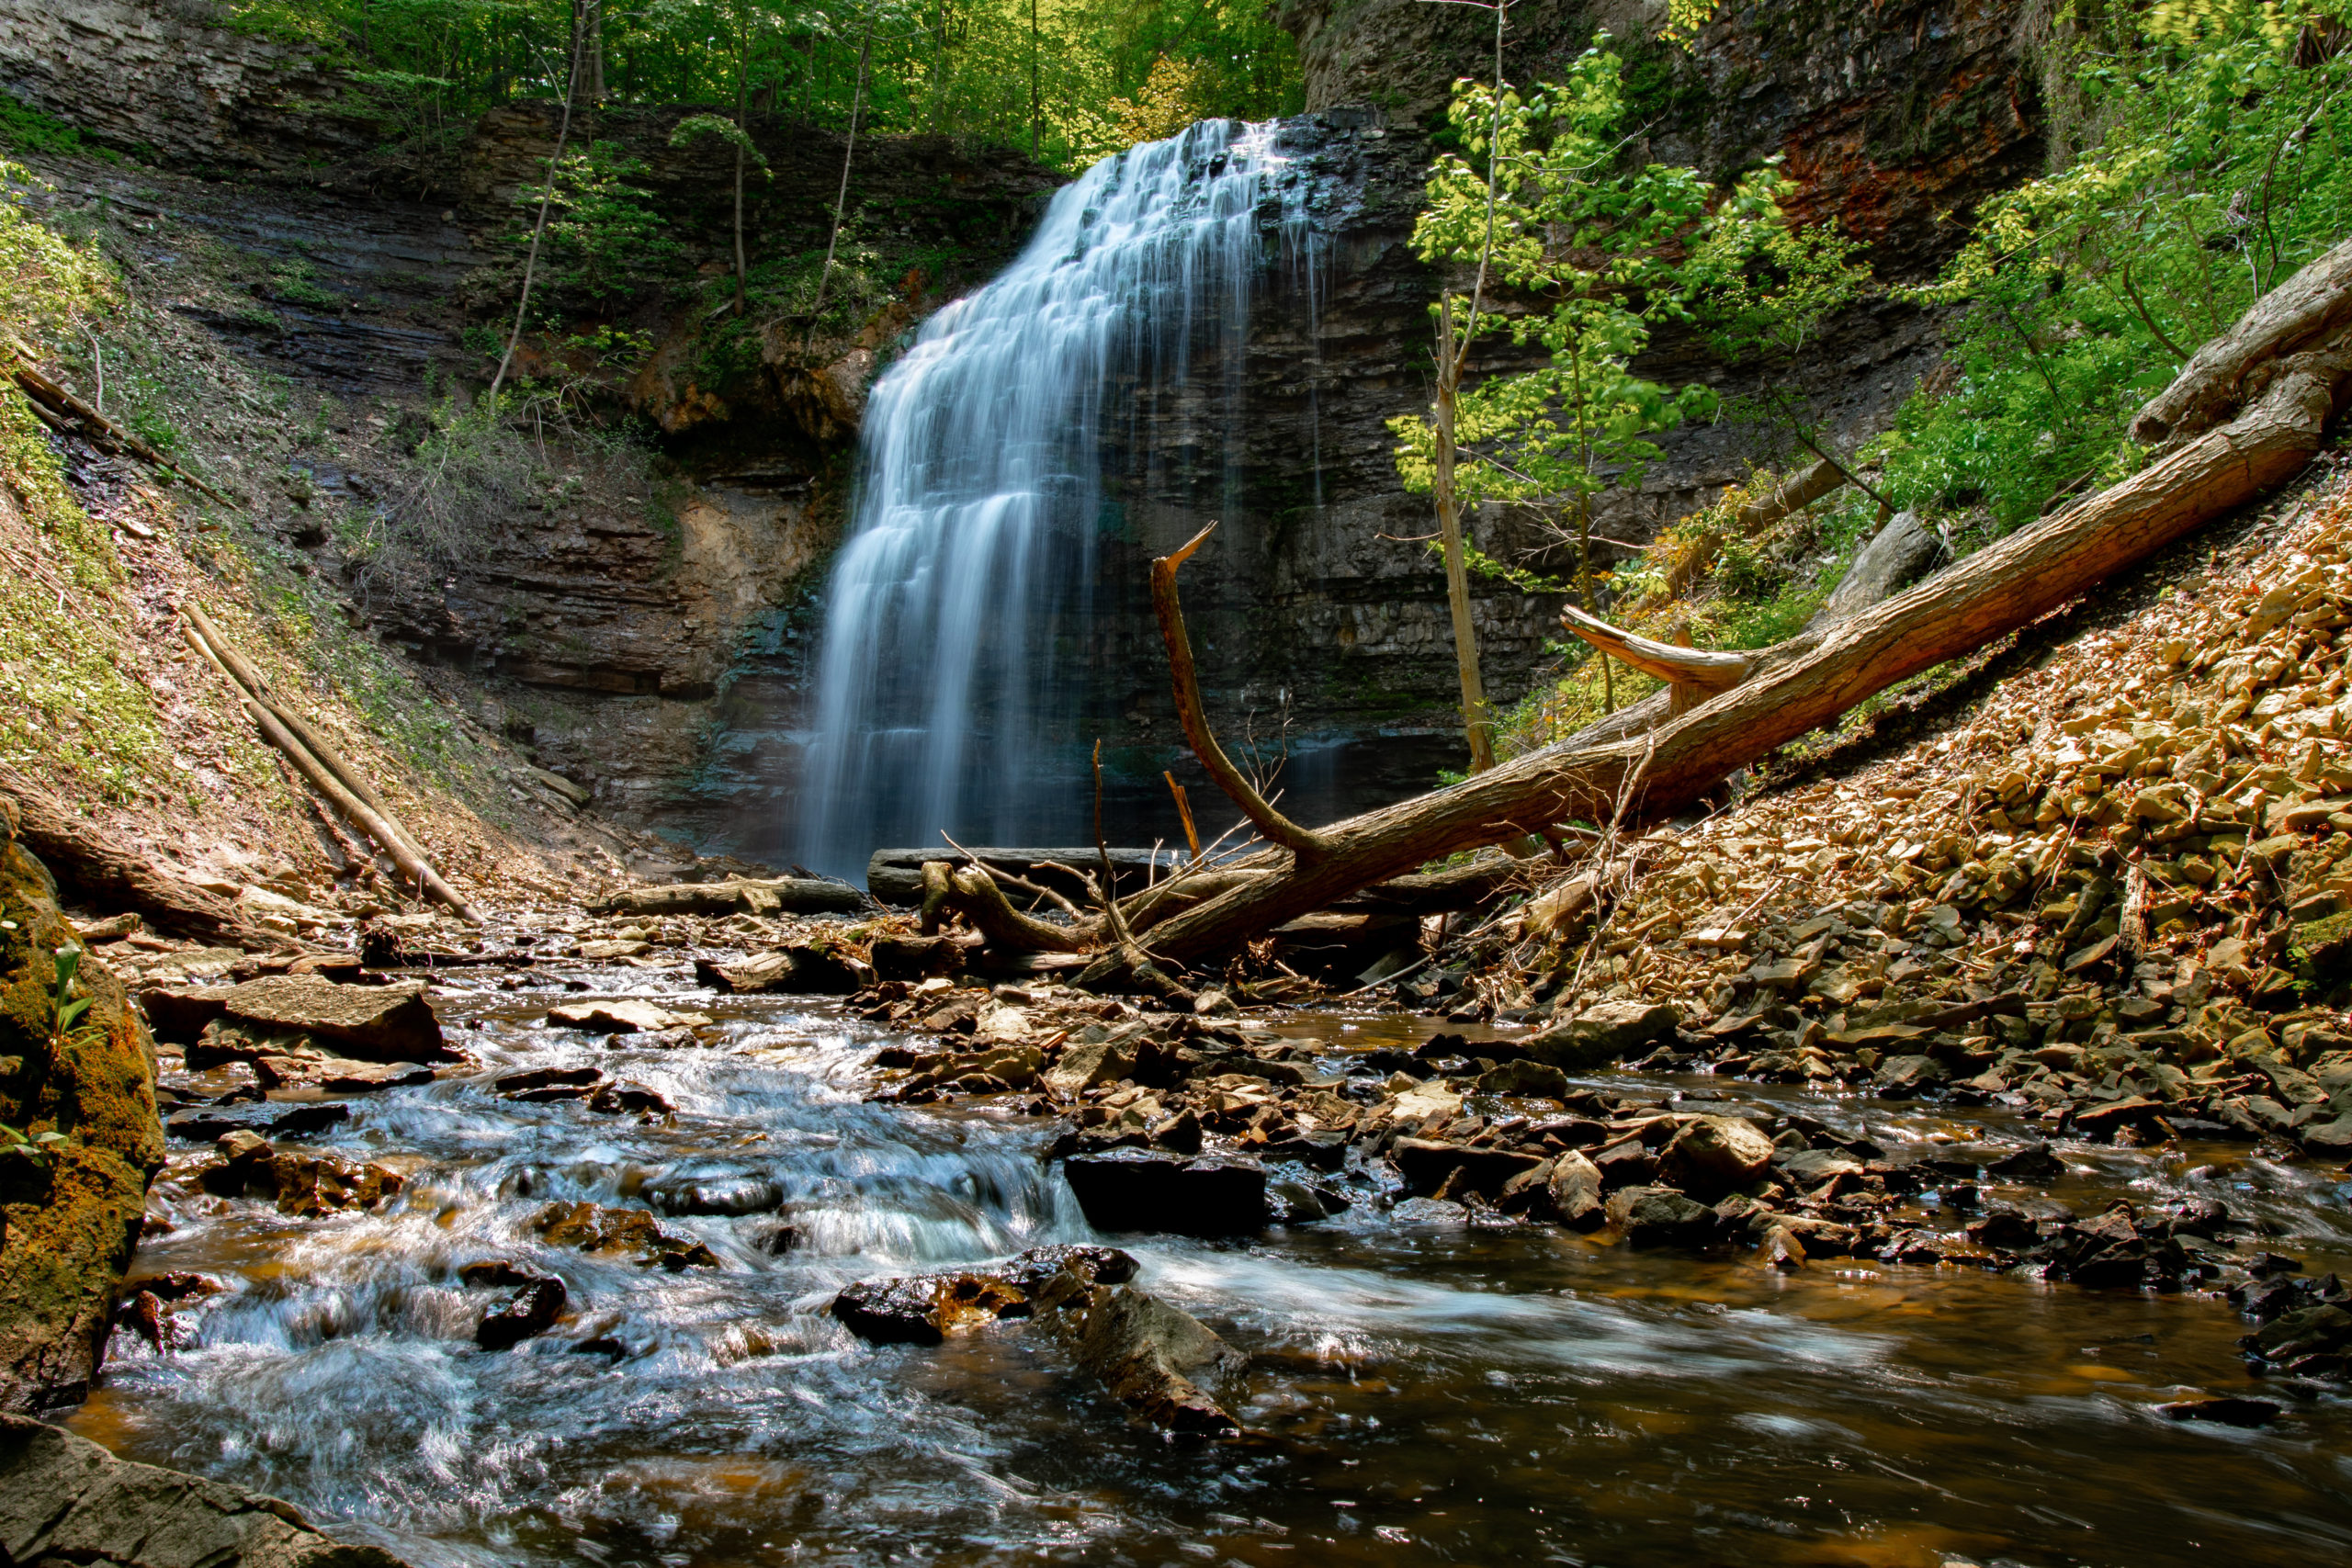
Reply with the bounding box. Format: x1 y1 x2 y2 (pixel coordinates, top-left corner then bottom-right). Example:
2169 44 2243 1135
794 121 1316 879
74 966 2352 1568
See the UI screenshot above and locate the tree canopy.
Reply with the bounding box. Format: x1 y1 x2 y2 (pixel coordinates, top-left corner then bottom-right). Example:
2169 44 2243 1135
224 0 1303 173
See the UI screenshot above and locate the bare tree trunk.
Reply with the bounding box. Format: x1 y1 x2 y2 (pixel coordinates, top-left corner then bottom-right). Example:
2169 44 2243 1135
1431 297 1496 773
490 12 586 403
808 6 876 334
732 18 751 315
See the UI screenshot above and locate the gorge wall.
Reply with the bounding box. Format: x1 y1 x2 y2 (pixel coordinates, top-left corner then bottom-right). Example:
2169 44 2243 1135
0 0 2049 870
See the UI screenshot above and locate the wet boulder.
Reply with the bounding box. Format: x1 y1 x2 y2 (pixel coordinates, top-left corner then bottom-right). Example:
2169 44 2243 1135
831 1246 1139 1345
1031 1269 1245 1438
1062 1150 1267 1236
1604 1186 1716 1248
0 1413 410 1565
1657 1115 1777 1201
832 1270 1032 1345
165 1100 349 1143
1475 1060 1571 1099
198 1134 405 1217
1521 1001 1679 1071
495 1067 609 1104
1546 1149 1606 1230
469 1267 568 1351
529 1201 718 1270
2241 1302 2352 1373
645 1173 785 1217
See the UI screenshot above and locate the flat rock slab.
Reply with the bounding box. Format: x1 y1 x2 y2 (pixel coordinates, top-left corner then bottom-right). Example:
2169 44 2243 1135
209 976 448 1062
1063 1151 1268 1236
0 1412 409 1566
165 1100 350 1142
546 998 712 1034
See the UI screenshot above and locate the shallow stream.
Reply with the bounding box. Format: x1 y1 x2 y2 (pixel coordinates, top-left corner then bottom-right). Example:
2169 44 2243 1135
69 969 2352 1567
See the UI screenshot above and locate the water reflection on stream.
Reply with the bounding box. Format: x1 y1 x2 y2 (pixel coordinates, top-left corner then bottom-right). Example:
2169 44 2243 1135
69 972 2352 1567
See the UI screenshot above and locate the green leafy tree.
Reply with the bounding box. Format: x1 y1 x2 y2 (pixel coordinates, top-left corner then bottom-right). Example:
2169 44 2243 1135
1683 160 1876 501
1393 40 1744 749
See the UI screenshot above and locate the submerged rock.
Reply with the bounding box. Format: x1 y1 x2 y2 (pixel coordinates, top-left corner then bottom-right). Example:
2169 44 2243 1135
0 1413 409 1565
645 1173 785 1216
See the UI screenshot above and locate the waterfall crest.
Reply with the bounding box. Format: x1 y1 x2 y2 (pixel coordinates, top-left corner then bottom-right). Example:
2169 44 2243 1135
794 119 1311 878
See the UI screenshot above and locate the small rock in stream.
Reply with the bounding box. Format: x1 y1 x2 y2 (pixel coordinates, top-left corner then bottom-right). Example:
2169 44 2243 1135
2159 1396 2281 1427
471 1269 569 1351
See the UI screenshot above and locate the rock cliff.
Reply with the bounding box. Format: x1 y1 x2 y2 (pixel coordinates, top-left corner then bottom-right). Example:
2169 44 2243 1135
0 0 2052 861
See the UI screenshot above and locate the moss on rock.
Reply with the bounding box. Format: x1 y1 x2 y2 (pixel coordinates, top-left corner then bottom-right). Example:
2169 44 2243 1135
0 795 162 1412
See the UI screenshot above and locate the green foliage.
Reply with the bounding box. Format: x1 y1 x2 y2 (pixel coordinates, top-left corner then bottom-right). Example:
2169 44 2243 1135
224 0 1300 175
521 141 681 303
1391 50 1711 530
1883 0 2352 531
0 93 90 158
669 111 771 167
47 947 93 1054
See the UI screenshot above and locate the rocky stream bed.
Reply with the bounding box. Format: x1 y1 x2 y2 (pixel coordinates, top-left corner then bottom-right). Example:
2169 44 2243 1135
55 940 2352 1568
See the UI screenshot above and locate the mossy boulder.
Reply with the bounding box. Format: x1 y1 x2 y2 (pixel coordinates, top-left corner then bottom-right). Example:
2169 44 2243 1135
0 795 163 1411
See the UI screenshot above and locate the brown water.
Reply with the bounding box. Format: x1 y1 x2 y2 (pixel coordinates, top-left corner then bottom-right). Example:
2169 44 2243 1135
71 972 2352 1568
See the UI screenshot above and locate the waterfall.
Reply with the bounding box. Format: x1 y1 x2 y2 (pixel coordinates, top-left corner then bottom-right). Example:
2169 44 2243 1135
794 119 1314 879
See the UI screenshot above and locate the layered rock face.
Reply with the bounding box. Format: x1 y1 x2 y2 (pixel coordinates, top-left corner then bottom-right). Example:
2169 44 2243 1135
0 799 164 1413
1277 0 2044 280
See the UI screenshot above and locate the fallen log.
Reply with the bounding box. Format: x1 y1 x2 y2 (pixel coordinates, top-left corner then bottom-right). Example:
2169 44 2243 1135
0 776 275 949
1125 324 2352 963
2133 233 2352 445
184 604 426 863
180 609 481 925
594 877 865 917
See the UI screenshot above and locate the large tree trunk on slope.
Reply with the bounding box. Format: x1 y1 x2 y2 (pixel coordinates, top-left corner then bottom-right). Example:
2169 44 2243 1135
1127 335 2352 964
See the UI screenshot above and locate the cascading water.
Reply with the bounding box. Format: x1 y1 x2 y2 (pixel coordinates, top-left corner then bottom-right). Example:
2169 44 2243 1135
795 119 1316 878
